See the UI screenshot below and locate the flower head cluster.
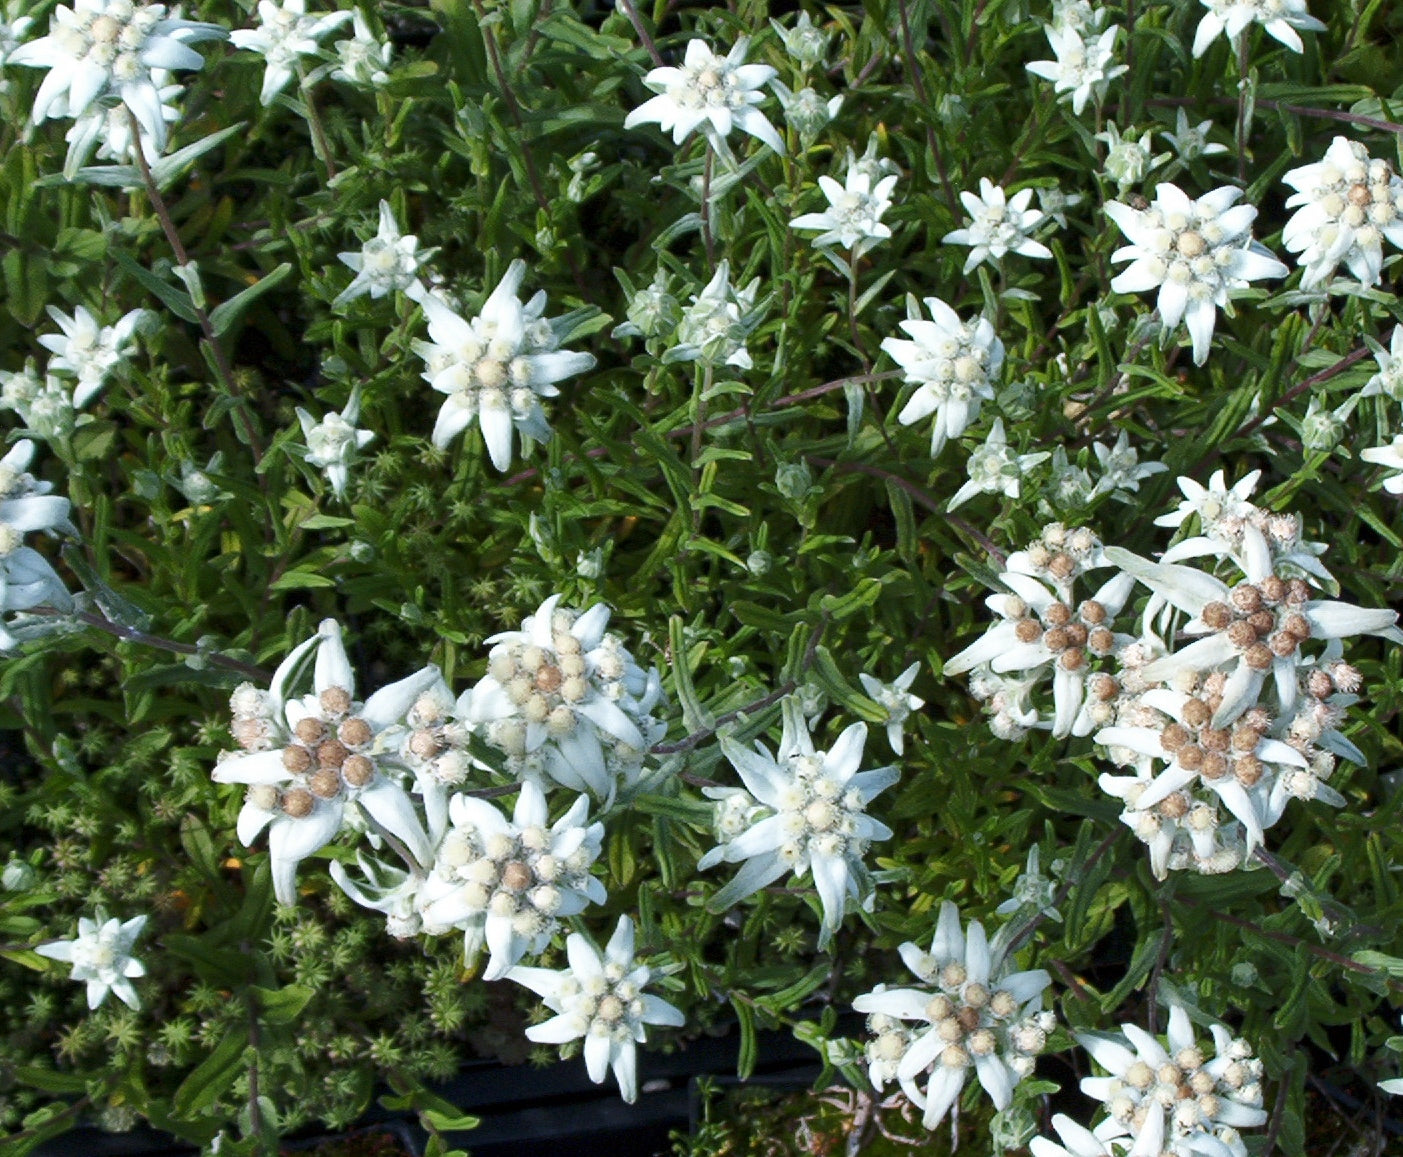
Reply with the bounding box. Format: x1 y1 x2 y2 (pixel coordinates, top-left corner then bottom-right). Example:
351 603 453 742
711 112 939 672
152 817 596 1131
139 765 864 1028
790 160 898 259
858 663 923 755
947 419 1051 510
1090 473 1399 875
665 260 763 371
771 81 842 146
295 389 374 500
882 295 1004 459
701 699 897 949
1192 0 1325 58
414 261 596 470
624 38 782 156
40 304 146 402
1106 183 1287 365
62 67 177 172
943 179 1051 273
1025 15 1126 116
853 902 1054 1128
230 0 352 106
506 916 684 1103
419 782 605 979
1097 122 1168 194
945 526 1136 738
1092 430 1168 500
10 0 226 151
335 201 431 306
1075 1004 1266 1157
1162 108 1229 164
1282 136 1403 290
213 619 442 904
468 594 665 801
36 910 147 1009
330 10 390 88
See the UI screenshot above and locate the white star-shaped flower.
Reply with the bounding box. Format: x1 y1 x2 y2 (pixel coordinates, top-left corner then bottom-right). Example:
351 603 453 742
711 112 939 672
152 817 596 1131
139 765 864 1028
665 260 762 371
943 179 1051 273
1077 1004 1267 1156
36 910 148 1010
213 619 443 905
1192 0 1326 58
506 916 685 1103
623 38 783 155
1025 19 1126 116
419 781 606 979
858 663 924 754
413 262 596 470
853 902 1053 1129
1106 183 1287 365
1282 136 1403 290
9 0 225 152
230 0 352 106
947 418 1051 511
882 295 1004 459
295 388 374 499
790 161 897 258
335 200 431 306
700 698 897 949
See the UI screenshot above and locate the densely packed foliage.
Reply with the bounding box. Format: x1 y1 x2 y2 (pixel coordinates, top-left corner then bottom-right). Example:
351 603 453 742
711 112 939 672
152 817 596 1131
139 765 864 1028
3 0 1403 1154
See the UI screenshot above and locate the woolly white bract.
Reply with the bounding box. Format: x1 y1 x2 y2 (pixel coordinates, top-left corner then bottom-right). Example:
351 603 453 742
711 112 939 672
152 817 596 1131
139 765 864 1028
36 911 148 1010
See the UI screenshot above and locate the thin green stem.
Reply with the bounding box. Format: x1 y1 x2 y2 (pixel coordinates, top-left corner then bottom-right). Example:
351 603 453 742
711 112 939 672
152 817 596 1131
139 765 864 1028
296 66 338 180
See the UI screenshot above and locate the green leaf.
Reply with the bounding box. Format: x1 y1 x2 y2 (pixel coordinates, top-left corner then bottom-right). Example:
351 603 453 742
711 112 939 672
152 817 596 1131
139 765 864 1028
112 252 199 324
269 568 337 591
731 995 757 1081
249 984 314 1025
2 249 47 327
209 263 293 337
172 1027 248 1117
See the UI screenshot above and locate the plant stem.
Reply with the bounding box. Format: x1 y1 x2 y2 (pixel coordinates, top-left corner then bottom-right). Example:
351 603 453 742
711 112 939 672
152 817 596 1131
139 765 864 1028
30 604 270 681
896 0 959 217
296 67 337 180
125 110 265 463
616 0 664 68
701 145 716 268
1234 35 1250 184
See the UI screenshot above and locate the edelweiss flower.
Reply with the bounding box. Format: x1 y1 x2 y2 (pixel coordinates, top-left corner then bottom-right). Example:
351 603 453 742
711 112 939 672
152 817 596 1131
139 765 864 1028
63 67 178 174
1361 435 1403 493
334 201 431 306
467 594 665 800
882 295 1004 458
943 179 1051 273
38 304 146 401
213 619 442 905
790 161 896 258
1361 326 1403 403
329 9 390 88
230 0 352 106
858 663 923 754
947 419 1051 511
1091 430 1168 498
1162 108 1229 163
506 916 685 1103
1077 1003 1267 1157
1191 0 1326 58
413 261 596 470
945 569 1136 738
1097 122 1167 194
771 81 842 146
10 0 225 151
1106 527 1397 727
295 388 374 499
623 38 783 155
1038 186 1085 228
665 260 762 371
1282 137 1403 290
0 2 35 82
770 10 830 70
419 781 606 979
1025 18 1126 116
36 910 147 1009
0 440 76 644
701 699 897 949
1106 183 1287 365
853 902 1053 1128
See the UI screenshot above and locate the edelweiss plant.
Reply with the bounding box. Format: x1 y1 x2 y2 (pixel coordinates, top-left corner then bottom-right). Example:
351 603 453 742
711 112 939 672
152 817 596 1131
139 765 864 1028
5 0 1403 1149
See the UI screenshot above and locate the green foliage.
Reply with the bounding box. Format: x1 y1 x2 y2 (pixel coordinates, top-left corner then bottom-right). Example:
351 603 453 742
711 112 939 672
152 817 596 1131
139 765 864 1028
3 0 1403 1153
